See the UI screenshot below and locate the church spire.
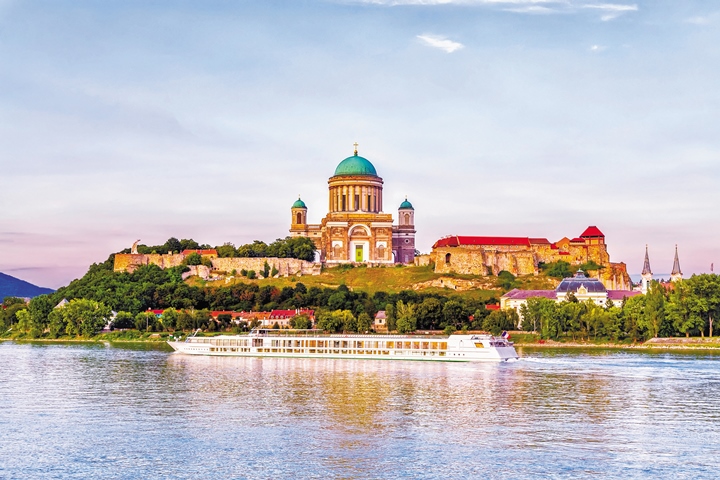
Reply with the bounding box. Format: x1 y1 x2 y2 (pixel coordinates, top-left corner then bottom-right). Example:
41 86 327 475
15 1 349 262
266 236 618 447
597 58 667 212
641 245 652 294
671 244 683 282
642 244 652 276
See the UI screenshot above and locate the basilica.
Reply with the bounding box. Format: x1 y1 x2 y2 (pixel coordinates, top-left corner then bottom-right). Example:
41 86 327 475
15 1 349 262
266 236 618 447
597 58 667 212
290 145 416 265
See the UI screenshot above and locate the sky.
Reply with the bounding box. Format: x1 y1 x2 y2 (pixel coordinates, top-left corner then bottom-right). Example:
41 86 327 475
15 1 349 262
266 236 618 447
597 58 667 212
1 0 718 289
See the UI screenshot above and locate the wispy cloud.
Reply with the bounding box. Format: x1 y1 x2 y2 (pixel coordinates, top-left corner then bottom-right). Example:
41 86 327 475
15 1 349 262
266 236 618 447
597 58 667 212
504 5 560 14
590 44 606 52
417 34 464 53
352 0 565 5
583 3 638 21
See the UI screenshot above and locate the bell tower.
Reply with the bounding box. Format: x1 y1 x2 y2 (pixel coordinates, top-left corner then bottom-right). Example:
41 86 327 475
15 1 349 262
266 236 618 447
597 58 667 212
393 197 416 264
641 245 653 294
290 196 307 232
671 245 683 282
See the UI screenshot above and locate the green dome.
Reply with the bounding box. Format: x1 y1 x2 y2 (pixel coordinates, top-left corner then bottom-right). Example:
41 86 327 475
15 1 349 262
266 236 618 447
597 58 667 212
334 154 378 176
292 197 306 208
399 198 414 210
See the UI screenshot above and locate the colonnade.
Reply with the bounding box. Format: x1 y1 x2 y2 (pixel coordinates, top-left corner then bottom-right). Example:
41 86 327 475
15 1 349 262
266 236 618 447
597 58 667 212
328 184 383 213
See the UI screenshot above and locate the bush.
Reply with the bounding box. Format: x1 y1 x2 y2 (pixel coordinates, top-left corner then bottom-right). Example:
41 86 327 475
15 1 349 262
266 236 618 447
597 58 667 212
247 270 256 279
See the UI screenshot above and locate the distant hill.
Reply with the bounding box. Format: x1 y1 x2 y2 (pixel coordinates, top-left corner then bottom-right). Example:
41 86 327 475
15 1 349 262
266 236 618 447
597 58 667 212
0 272 55 300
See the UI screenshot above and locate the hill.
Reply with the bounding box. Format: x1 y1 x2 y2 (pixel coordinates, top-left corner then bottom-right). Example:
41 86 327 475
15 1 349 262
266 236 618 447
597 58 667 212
198 264 559 301
0 272 55 300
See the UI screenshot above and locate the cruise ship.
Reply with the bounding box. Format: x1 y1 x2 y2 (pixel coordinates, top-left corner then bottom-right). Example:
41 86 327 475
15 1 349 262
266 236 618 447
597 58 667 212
168 329 519 362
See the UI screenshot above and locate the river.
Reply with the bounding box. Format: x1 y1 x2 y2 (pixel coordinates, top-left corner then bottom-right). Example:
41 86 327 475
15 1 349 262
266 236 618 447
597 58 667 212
1 342 719 479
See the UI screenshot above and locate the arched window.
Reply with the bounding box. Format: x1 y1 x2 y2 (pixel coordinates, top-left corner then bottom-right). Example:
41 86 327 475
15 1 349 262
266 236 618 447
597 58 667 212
404 213 410 225
445 253 451 264
296 212 302 224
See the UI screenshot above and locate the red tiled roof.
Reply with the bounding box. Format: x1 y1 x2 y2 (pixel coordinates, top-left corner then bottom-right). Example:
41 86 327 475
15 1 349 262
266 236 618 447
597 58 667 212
182 249 218 256
570 237 585 243
485 304 501 310
580 226 604 238
529 238 551 245
433 236 531 248
270 309 315 319
559 252 570 255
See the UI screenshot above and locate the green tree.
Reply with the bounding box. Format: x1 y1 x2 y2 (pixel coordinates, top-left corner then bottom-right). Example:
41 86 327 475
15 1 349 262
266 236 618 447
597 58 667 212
47 309 66 338
385 303 396 332
112 311 135 330
216 243 237 258
316 311 343 333
542 261 574 279
161 308 179 330
442 300 466 330
482 310 519 336
686 274 720 337
497 271 517 290
357 312 372 333
416 298 443 330
28 295 54 330
395 300 417 334
622 295 647 342
184 253 202 266
62 299 111 336
640 281 666 338
135 311 157 332
290 314 312 330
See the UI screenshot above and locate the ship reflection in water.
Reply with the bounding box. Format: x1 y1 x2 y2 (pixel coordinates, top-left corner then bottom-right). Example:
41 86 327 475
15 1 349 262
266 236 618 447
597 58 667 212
2 343 720 478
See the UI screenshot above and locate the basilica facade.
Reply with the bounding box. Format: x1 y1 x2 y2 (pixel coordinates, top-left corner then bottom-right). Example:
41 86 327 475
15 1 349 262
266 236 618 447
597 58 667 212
290 146 416 265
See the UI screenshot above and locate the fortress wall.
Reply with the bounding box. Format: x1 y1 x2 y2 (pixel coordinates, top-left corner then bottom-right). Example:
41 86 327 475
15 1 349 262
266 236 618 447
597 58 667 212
211 257 320 276
114 253 185 272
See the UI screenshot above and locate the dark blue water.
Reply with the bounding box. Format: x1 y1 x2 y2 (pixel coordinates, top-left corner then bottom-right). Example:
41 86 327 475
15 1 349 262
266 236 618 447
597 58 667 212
1 342 720 479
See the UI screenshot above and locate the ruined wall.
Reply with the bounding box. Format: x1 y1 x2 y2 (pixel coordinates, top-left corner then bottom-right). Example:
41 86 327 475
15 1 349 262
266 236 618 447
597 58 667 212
431 242 629 290
432 247 538 276
115 253 320 276
114 253 185 272
211 257 320 276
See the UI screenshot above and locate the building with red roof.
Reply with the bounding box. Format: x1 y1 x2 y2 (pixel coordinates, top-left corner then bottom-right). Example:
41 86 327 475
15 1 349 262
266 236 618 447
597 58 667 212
430 226 630 290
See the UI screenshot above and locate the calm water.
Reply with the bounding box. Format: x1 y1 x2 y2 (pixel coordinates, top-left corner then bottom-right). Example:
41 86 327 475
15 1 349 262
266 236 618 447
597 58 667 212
2 343 720 479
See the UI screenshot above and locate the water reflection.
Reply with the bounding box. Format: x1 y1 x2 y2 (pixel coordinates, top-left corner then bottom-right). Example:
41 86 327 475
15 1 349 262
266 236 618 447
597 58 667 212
2 343 720 478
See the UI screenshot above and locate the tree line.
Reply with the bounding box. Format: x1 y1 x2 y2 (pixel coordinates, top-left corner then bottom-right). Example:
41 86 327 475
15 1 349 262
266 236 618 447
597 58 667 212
124 236 317 262
1 259 502 338
520 275 720 341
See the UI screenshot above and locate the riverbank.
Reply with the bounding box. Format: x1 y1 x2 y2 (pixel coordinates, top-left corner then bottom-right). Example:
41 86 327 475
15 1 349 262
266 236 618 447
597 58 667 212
5 331 720 350
511 332 720 350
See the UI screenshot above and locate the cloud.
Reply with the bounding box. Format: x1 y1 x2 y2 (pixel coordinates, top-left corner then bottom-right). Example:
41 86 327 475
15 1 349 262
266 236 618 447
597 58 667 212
583 3 638 21
351 0 564 5
504 5 560 14
417 34 464 53
590 44 606 52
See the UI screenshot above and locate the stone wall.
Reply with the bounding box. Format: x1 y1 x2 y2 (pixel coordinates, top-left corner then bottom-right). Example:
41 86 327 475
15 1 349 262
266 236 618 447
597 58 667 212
211 257 320 276
115 253 320 276
114 253 185 273
430 242 630 290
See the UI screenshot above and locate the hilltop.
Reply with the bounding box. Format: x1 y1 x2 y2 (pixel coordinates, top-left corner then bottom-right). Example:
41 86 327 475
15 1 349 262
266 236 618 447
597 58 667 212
195 264 559 301
0 272 55 300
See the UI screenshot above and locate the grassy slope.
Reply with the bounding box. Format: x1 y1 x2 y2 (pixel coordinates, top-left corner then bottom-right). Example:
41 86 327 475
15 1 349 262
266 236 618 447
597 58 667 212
195 265 559 302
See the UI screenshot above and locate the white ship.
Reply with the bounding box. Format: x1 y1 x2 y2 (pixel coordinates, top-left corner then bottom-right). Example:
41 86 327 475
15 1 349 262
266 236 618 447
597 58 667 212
168 329 519 362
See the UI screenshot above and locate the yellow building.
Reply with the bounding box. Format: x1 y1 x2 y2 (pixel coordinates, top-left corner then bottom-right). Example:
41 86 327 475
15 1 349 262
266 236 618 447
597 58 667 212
290 145 416 265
